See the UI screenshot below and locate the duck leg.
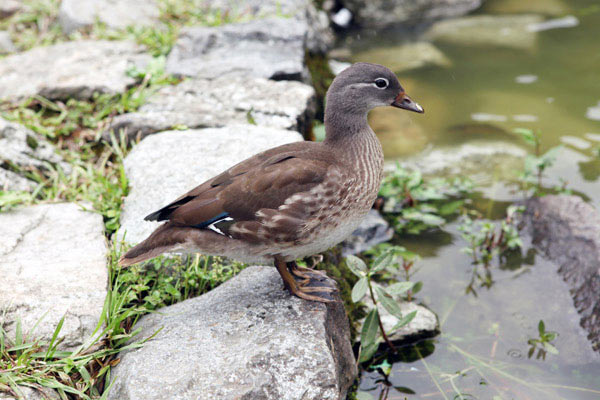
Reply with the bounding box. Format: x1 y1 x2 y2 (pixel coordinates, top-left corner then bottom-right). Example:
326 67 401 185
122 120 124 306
274 257 337 303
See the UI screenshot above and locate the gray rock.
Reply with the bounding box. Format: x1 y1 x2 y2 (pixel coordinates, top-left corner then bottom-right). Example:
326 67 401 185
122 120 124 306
0 40 150 102
0 118 70 190
0 31 15 54
353 41 451 73
0 0 21 19
425 14 544 50
117 125 303 245
0 386 59 400
358 299 438 342
0 203 108 350
105 75 316 141
195 0 333 53
343 0 482 28
59 0 160 34
521 195 600 352
341 209 394 256
107 265 357 400
166 18 309 82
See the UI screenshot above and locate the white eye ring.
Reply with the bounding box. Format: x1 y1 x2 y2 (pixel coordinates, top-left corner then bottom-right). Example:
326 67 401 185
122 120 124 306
374 78 389 89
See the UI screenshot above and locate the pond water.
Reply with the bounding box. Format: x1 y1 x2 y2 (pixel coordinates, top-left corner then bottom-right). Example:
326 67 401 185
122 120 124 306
343 0 600 398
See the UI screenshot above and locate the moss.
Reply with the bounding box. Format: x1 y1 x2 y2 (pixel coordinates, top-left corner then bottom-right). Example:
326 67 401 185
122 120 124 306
305 51 335 122
315 247 367 341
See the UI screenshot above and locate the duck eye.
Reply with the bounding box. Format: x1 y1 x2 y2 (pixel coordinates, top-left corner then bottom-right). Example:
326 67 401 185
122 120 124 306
374 78 388 89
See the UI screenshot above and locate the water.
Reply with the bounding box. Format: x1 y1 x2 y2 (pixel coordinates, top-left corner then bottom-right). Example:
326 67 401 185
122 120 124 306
344 0 600 398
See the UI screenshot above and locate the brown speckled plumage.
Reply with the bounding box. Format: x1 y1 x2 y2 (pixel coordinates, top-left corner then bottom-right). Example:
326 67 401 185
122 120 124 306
120 63 423 302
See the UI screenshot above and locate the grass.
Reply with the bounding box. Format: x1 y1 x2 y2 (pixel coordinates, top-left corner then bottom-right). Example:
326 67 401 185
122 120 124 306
0 246 245 399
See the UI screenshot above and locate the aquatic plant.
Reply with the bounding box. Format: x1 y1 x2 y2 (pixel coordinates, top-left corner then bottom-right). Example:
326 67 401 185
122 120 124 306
379 164 473 234
346 251 418 363
514 128 562 196
527 320 559 360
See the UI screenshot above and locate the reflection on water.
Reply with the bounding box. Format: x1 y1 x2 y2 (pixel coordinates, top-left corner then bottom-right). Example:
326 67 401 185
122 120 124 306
343 0 600 398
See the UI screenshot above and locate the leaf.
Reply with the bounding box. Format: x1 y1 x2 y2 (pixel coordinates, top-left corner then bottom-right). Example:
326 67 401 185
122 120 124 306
351 277 369 302
345 255 367 277
375 286 404 319
392 310 417 331
358 340 379 363
371 250 394 273
356 392 375 400
387 281 414 296
361 308 380 350
438 200 464 216
543 342 559 355
412 281 423 295
514 128 537 146
538 320 545 335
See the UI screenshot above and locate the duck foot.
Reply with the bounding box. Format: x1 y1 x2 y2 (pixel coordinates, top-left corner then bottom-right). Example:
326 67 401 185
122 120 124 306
274 258 338 303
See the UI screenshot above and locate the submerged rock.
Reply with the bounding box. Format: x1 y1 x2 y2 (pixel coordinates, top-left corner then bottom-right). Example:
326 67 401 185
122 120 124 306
357 299 439 343
166 18 308 82
481 0 570 16
425 14 543 50
521 195 600 352
107 265 357 400
341 209 394 256
353 42 451 73
117 125 303 245
342 0 481 28
0 203 108 350
105 75 316 141
0 118 70 190
58 0 160 34
0 31 15 54
0 40 150 101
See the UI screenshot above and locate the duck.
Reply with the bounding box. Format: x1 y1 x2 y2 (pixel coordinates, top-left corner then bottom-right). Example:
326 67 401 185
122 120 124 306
119 62 424 302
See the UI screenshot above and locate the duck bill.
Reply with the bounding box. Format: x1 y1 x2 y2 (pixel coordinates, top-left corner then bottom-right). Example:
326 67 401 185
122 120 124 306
391 92 424 113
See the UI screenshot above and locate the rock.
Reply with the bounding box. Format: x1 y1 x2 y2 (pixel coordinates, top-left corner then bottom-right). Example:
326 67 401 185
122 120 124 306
481 0 570 17
0 117 70 190
425 14 544 50
195 0 333 53
0 0 21 19
104 75 316 141
0 31 15 54
166 18 308 82
58 0 160 34
0 169 34 191
328 59 351 75
107 265 357 400
341 209 394 256
0 40 150 102
0 203 108 350
358 299 438 343
0 386 59 400
521 195 600 352
353 42 451 73
342 0 482 28
117 125 303 245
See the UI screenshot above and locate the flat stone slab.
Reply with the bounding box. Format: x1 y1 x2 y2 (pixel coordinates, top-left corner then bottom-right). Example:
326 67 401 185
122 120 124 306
105 75 316 141
0 40 150 102
117 125 303 245
343 0 481 28
166 18 308 82
107 265 357 400
59 0 160 34
521 195 600 352
425 14 544 50
0 117 70 191
0 203 108 349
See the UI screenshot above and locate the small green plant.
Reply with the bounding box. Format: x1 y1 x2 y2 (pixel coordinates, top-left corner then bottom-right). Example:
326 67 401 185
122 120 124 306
346 252 417 363
379 164 473 234
527 320 558 360
515 128 562 196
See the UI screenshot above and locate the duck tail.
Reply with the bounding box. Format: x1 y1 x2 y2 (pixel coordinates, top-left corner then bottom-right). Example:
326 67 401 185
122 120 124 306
119 222 186 267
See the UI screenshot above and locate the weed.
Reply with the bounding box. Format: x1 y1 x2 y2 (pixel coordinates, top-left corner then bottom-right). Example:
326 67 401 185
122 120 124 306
346 252 417 364
514 128 562 196
527 320 558 360
379 164 473 234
